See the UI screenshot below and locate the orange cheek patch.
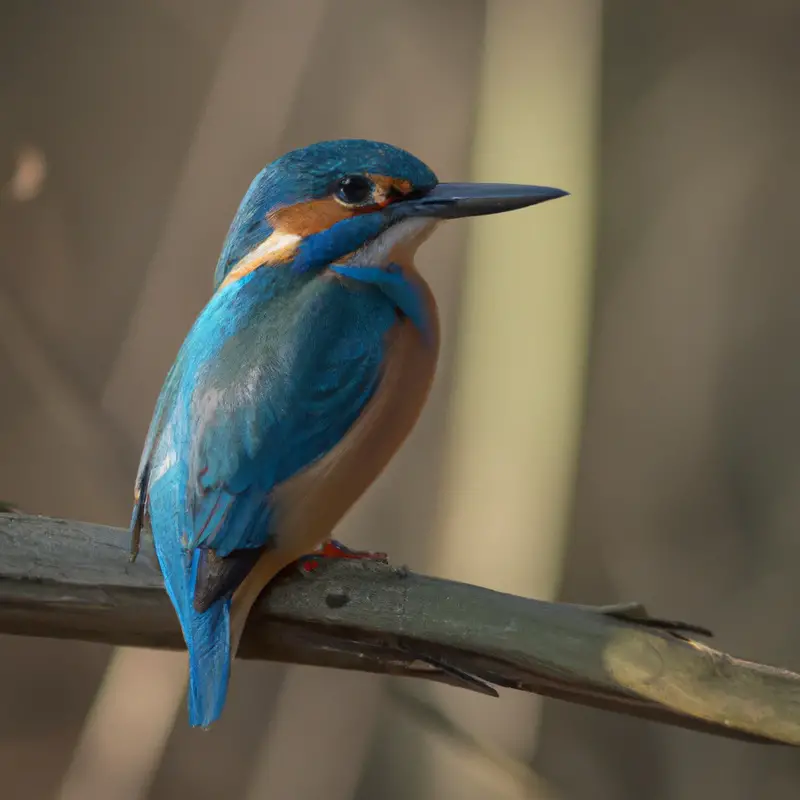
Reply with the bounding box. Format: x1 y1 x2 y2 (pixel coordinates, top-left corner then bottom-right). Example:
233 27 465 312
269 176 415 238
269 198 353 237
221 175 418 291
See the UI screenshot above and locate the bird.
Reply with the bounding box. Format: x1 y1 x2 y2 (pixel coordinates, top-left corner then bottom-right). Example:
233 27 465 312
128 138 567 728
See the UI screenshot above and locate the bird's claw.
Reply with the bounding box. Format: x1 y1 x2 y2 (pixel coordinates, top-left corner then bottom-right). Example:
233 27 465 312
291 538 389 576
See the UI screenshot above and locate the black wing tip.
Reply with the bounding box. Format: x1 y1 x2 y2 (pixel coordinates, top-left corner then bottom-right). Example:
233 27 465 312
193 546 266 612
128 465 150 563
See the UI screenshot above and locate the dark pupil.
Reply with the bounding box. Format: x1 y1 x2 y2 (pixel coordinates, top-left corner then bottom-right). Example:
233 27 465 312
337 175 373 204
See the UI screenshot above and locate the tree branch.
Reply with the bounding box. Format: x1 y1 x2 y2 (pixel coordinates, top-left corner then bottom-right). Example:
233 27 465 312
1 513 798 745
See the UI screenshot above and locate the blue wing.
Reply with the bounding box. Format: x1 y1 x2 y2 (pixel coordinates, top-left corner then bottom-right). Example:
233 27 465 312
129 360 180 556
137 267 397 726
149 266 397 571
184 270 395 555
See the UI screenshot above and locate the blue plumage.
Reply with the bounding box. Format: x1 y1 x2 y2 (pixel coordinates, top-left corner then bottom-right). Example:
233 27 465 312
139 266 396 726
291 214 387 274
132 138 565 728
214 139 437 287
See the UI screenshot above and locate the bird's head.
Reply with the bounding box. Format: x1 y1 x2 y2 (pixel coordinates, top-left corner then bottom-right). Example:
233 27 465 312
214 139 567 290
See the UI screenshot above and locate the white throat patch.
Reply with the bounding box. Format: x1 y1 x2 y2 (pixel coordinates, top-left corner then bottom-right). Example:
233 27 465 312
344 218 437 267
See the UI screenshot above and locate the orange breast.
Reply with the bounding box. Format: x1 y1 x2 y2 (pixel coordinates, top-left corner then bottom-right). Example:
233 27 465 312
269 260 440 553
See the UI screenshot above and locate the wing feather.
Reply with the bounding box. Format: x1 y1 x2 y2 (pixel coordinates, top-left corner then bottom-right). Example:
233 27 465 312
143 269 397 607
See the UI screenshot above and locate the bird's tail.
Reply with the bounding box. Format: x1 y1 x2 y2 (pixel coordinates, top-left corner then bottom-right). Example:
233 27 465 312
183 549 297 726
151 487 299 728
153 530 232 729
186 551 232 728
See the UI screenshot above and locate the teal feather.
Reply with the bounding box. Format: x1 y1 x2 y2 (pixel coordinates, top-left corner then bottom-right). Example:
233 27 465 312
134 138 439 727
141 267 397 726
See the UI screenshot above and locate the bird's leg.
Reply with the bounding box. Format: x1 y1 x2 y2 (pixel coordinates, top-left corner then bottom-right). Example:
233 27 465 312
319 538 388 561
293 539 389 574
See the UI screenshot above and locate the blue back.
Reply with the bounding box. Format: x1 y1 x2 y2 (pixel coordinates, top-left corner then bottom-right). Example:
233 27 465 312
134 138 438 727
149 264 397 549
142 266 397 725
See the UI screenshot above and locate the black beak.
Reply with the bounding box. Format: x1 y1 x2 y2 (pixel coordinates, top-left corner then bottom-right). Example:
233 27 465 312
391 182 568 220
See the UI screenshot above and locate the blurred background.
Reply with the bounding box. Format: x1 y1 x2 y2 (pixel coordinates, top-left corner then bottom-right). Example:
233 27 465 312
1 0 799 798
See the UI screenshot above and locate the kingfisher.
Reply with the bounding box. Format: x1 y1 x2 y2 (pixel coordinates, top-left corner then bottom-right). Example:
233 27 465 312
129 139 566 728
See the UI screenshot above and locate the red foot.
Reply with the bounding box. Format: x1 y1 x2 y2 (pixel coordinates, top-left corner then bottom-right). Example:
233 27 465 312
296 538 389 574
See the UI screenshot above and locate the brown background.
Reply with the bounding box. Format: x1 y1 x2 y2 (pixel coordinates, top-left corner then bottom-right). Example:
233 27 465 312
1 1 799 798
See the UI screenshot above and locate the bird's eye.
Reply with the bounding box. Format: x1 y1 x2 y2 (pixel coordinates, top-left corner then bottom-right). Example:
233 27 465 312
334 175 375 206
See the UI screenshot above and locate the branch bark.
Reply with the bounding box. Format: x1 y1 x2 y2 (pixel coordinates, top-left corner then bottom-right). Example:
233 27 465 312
1 513 798 745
